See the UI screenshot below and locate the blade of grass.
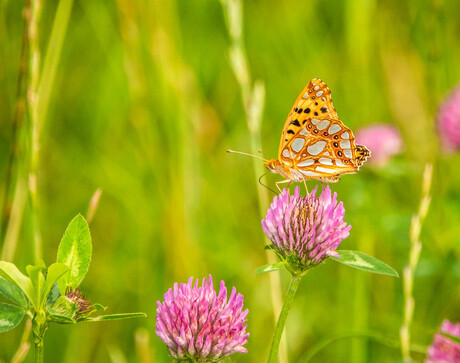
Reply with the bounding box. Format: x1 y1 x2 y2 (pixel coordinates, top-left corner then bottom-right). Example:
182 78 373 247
220 1 287 362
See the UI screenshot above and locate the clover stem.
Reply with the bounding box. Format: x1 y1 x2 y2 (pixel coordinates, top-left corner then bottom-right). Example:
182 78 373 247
268 274 303 363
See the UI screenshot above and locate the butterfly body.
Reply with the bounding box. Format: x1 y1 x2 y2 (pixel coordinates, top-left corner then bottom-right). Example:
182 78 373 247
266 78 370 184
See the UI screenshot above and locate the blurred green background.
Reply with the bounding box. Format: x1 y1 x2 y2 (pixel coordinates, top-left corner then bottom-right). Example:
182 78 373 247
1 0 459 362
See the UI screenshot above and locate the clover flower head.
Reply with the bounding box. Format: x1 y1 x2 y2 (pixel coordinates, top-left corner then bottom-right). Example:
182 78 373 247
426 320 460 363
437 87 460 152
155 275 249 362
355 124 403 167
262 186 350 273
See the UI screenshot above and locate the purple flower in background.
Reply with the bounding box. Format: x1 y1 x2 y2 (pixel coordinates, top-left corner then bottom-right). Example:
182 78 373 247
155 276 249 361
437 87 460 152
426 320 460 363
354 124 403 167
262 186 350 272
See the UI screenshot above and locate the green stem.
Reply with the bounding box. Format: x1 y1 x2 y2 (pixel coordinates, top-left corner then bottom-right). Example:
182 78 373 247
268 274 302 363
34 339 43 363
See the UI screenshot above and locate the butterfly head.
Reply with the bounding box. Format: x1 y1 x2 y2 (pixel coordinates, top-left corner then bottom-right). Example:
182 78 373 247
264 159 279 173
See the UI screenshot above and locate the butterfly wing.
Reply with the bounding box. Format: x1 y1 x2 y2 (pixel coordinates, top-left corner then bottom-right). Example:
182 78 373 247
277 79 370 182
277 78 338 158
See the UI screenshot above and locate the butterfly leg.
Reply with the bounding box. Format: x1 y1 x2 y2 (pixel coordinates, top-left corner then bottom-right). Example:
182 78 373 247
303 179 309 195
275 179 291 193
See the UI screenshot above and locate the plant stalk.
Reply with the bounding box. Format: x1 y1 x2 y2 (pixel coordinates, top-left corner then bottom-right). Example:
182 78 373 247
400 163 433 362
34 340 43 363
268 274 302 363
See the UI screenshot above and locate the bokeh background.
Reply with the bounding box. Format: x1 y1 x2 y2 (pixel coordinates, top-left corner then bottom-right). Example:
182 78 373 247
1 0 460 362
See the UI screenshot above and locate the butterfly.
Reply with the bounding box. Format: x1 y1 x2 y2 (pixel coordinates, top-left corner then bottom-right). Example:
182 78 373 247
263 78 370 189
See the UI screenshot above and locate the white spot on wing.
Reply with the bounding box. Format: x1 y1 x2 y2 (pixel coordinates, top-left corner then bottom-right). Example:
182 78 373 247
317 120 330 130
342 131 350 139
335 159 346 167
291 138 305 153
307 140 327 156
316 90 324 97
323 151 331 156
319 157 333 165
340 140 351 149
300 127 309 136
344 149 352 158
303 92 309 99
328 124 342 134
314 85 320 91
299 170 319 176
311 118 320 125
316 166 337 174
297 159 315 167
282 149 291 158
321 97 326 101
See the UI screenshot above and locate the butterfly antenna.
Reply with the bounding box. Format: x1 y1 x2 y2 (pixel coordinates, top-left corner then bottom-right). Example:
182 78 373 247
227 149 269 162
258 173 278 195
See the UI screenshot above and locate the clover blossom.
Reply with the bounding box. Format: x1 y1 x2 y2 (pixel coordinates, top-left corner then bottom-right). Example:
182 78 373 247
426 320 460 363
437 87 460 152
355 124 402 167
262 186 350 273
155 275 249 362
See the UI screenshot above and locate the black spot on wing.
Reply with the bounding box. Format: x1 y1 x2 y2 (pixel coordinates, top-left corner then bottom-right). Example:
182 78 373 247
287 130 295 135
291 119 301 127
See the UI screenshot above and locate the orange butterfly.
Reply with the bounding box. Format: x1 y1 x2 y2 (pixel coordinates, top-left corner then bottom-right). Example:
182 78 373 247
263 78 370 190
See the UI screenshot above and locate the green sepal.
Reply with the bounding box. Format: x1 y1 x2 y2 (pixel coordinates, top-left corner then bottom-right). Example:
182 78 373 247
0 261 36 308
93 303 106 311
49 295 77 319
0 276 27 308
56 214 92 294
76 312 147 323
255 262 285 275
47 309 76 324
331 250 399 277
0 302 25 333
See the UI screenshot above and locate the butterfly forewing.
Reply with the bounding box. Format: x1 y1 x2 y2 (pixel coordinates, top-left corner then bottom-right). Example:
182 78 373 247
278 78 338 158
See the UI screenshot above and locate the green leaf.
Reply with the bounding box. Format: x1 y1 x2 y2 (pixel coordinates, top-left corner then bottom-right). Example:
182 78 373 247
255 262 285 275
332 250 399 277
26 265 45 307
42 263 70 306
442 332 460 344
0 277 27 308
56 214 92 294
0 262 37 308
76 312 146 323
46 282 61 306
0 302 25 333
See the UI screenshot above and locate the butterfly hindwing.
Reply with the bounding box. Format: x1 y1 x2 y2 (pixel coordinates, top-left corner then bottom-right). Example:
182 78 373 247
279 116 361 180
